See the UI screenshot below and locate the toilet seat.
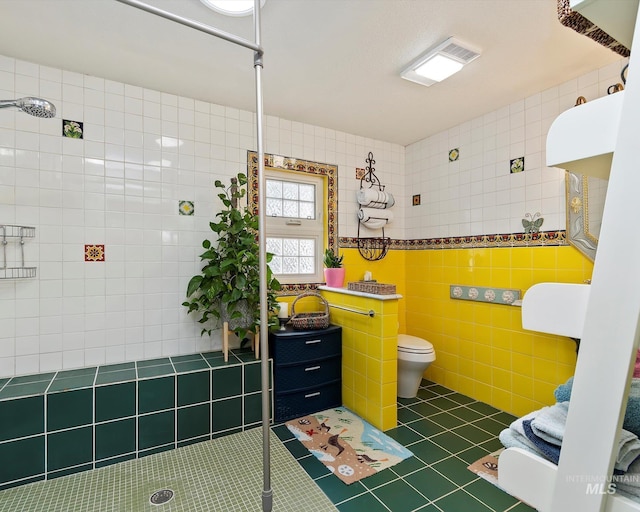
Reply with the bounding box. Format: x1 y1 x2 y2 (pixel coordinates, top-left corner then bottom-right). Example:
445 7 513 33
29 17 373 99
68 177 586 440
398 334 434 355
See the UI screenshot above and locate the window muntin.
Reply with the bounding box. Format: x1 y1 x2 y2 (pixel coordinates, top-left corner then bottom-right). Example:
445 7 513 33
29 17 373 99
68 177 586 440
264 169 324 284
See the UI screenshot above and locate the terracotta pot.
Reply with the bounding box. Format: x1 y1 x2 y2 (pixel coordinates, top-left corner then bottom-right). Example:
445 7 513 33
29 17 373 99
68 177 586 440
324 267 345 288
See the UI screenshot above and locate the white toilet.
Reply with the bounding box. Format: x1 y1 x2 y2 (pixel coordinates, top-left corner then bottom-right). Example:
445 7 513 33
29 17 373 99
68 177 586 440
397 334 436 398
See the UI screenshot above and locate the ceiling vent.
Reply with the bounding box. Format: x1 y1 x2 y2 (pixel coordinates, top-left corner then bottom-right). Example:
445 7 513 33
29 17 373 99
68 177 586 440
400 37 481 87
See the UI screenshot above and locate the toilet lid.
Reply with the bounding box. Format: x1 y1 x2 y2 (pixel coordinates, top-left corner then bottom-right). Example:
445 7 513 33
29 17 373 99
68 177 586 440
398 334 434 354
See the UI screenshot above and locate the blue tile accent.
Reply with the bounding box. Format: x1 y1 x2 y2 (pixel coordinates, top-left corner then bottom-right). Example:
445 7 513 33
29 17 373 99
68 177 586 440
450 284 520 305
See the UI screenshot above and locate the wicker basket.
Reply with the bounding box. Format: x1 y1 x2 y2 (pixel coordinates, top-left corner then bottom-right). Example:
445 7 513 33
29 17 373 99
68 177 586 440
289 292 330 330
347 281 396 295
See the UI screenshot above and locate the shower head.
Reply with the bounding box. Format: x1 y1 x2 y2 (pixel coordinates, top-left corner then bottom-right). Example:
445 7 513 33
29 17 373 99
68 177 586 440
0 97 56 118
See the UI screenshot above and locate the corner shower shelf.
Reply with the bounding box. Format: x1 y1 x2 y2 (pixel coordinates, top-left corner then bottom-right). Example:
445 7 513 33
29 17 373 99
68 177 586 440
1 225 36 280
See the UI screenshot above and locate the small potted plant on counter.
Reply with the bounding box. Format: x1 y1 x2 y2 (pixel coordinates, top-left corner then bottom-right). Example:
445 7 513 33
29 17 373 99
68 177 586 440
323 247 345 288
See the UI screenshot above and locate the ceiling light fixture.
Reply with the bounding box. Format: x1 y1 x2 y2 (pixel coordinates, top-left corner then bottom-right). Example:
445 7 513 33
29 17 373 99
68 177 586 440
401 37 481 87
200 0 265 17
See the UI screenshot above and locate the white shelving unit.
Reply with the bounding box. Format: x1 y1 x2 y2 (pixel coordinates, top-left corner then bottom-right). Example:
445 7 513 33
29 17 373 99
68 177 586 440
498 1 640 510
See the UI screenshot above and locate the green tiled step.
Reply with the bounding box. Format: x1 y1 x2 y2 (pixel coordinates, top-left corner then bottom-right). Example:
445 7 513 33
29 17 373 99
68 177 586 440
0 348 272 491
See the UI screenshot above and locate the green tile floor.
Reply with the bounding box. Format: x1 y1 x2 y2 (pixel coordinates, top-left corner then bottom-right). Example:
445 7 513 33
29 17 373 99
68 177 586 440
273 380 536 512
0 378 535 511
0 427 337 512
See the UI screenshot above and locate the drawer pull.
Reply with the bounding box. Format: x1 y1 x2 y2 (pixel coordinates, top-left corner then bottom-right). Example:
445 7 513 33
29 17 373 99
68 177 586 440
305 392 320 398
305 365 321 372
305 339 322 345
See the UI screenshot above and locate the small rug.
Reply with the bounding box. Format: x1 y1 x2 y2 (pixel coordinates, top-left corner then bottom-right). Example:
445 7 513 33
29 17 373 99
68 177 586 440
286 406 413 485
467 448 504 487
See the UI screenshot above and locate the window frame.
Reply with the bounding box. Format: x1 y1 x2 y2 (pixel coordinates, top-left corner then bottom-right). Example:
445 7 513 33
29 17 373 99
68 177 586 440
248 151 338 291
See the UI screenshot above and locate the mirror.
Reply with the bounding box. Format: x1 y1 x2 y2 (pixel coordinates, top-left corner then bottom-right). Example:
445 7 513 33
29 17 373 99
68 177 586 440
565 171 607 261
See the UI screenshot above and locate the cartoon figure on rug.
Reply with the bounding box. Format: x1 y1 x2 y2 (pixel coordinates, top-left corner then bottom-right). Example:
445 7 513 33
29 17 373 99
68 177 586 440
483 461 498 471
320 428 348 456
357 453 389 465
317 418 331 433
298 419 310 425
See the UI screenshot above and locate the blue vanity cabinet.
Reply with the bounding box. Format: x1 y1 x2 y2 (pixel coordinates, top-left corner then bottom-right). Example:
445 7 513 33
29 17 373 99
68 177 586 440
269 324 342 422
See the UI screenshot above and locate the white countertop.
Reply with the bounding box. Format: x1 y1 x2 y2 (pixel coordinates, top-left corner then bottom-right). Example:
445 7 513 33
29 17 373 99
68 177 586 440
318 285 403 300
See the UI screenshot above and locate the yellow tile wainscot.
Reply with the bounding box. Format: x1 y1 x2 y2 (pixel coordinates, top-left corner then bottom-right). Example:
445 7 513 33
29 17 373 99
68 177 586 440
319 286 401 431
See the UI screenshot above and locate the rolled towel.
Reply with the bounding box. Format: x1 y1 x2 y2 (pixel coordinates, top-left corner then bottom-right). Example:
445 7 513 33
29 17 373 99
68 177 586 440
359 218 387 230
357 188 395 209
357 207 394 223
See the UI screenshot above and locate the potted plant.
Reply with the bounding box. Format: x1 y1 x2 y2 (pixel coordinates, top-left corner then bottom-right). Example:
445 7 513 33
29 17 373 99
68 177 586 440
323 247 345 288
182 173 281 343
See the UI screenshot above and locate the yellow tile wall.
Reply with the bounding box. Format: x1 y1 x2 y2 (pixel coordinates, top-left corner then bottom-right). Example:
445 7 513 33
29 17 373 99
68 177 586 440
320 288 399 431
404 245 593 417
282 243 590 427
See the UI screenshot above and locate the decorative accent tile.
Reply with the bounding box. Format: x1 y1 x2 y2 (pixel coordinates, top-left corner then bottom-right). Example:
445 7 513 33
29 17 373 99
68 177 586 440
449 148 459 162
178 200 194 216
355 168 365 179
62 120 83 139
510 156 524 174
522 212 544 234
84 244 105 262
450 285 521 305
412 194 421 206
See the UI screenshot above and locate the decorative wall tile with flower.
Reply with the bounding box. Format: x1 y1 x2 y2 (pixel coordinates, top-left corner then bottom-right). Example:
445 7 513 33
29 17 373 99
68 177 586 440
510 157 524 174
84 244 105 262
179 200 194 216
449 148 459 162
62 120 83 139
412 194 421 206
355 168 365 179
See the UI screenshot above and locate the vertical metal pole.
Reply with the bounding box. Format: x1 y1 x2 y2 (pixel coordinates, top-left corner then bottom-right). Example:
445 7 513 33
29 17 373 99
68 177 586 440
254 1 272 511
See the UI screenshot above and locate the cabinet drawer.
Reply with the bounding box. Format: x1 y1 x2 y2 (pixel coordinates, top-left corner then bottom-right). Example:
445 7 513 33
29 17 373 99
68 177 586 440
273 329 341 365
275 357 341 392
275 381 341 422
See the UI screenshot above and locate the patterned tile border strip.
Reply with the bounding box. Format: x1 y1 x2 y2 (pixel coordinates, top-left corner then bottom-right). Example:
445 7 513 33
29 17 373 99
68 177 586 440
450 285 521 305
339 230 567 250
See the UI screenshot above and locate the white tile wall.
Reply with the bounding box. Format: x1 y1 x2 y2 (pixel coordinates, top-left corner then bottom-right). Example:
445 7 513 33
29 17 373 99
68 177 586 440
0 54 404 377
404 59 628 240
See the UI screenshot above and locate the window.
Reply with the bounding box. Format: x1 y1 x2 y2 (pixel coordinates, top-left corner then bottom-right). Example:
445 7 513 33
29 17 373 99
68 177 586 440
264 169 324 284
248 152 338 289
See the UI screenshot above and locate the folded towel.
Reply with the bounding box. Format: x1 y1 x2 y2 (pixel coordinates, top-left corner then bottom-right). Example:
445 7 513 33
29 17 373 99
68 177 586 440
499 410 546 458
499 427 545 456
528 401 640 472
522 419 561 464
357 188 395 209
358 207 394 223
615 456 640 499
531 402 569 446
554 376 573 403
554 376 640 438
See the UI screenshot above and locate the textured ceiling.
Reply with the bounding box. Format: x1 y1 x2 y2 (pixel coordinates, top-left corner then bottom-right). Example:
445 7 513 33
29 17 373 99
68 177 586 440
0 0 622 146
